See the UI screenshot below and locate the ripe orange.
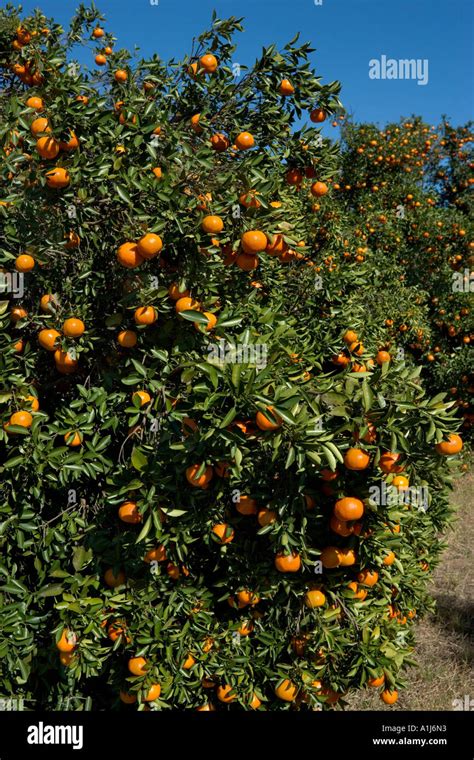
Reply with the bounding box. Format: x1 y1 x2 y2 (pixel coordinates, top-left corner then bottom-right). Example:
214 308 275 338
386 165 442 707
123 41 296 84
11 307 28 323
348 340 364 355
383 551 396 566
133 390 151 407
38 329 61 351
117 242 144 268
235 132 255 150
275 679 297 702
36 136 60 159
241 230 267 254
181 417 198 436
235 495 258 516
310 108 326 123
286 168 303 185
114 69 128 83
190 113 202 134
95 54 107 66
332 352 350 367
59 652 75 667
152 166 162 179
238 620 254 636
134 306 158 325
357 569 379 587
376 350 391 365
279 79 295 96
143 684 161 702
200 54 218 73
26 96 43 110
334 496 364 521
320 546 341 569
118 501 142 524
128 656 148 676
237 590 260 606
257 508 277 527
194 311 217 331
311 181 328 197
45 167 70 188
435 433 463 455
210 133 229 152
104 568 125 588
56 629 77 653
175 296 200 313
381 689 398 705
15 254 35 272
274 551 301 572
144 545 167 563
249 693 261 709
65 231 80 248
107 620 130 643
137 233 163 259
59 131 79 152
304 589 326 608
21 395 39 412
266 234 287 256
343 330 358 344
236 252 259 271
168 283 190 300
64 431 82 447
255 406 282 431
368 675 385 687
119 691 137 704
212 523 235 544
183 654 196 670
117 330 138 348
201 215 224 234
8 411 33 429
54 349 78 373
392 475 409 490
330 516 353 536
186 464 213 488
217 685 236 703
347 582 367 600
92 27 105 38
338 548 357 566
344 448 370 470
63 318 85 338
379 452 404 474
31 117 50 136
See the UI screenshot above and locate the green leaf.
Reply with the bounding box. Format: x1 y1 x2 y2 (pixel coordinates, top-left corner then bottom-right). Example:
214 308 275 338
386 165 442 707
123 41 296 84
131 447 148 471
136 515 152 543
219 407 237 428
362 380 374 412
285 446 296 469
115 184 133 204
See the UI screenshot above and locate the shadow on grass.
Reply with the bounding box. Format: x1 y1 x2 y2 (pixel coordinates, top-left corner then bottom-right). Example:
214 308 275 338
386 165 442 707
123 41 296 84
431 593 474 662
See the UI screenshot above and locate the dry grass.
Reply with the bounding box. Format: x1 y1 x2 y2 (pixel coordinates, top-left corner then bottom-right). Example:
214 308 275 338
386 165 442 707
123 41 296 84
347 472 474 711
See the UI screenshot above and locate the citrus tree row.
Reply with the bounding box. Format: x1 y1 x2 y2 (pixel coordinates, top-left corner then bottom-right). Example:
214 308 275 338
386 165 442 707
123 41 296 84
0 5 467 710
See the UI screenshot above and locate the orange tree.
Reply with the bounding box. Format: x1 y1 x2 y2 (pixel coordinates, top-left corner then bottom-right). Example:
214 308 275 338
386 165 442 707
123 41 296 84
0 5 466 710
332 117 473 436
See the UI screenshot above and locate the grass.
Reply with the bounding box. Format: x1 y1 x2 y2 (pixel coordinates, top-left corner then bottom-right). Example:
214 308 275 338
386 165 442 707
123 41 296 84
347 471 474 711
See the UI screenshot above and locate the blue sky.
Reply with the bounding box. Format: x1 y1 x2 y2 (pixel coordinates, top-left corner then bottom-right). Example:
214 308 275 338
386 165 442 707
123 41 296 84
19 0 474 129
